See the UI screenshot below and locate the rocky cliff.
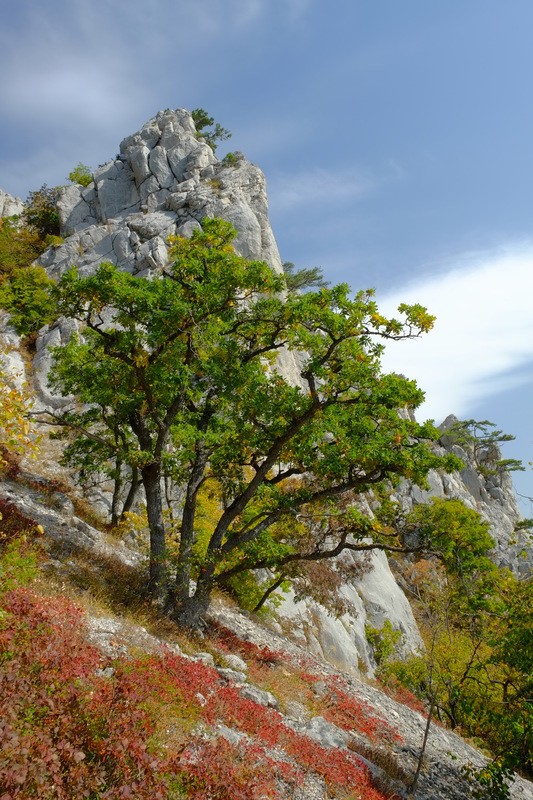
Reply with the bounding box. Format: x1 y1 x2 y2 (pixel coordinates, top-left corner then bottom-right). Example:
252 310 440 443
40 108 282 280
1 108 530 677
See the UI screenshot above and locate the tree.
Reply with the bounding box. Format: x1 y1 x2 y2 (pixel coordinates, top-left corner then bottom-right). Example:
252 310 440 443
282 262 330 293
441 418 525 476
23 185 61 238
43 218 460 627
382 500 533 778
191 108 232 152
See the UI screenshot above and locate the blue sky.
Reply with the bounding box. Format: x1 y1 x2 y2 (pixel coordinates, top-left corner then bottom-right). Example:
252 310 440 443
1 0 532 508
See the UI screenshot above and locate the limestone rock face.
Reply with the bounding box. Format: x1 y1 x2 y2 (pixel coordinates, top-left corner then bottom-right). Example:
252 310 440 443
392 414 529 576
275 547 424 676
39 108 283 281
0 189 24 218
0 315 27 391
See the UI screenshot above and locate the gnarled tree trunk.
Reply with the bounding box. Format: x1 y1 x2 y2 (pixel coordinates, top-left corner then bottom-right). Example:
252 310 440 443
141 462 167 604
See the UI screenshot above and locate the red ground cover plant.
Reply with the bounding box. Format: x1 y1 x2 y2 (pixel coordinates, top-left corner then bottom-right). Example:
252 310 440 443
210 622 400 743
204 684 389 799
0 587 181 799
305 673 403 744
0 498 38 542
381 678 427 715
209 620 285 666
174 738 300 799
0 586 391 799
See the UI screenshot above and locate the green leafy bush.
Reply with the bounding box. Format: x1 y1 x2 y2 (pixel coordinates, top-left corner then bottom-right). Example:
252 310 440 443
366 619 401 666
68 162 92 187
23 185 60 238
221 151 244 166
462 760 514 800
0 264 56 335
0 216 46 277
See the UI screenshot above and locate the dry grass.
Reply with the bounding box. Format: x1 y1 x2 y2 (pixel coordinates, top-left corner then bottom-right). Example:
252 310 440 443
348 733 412 786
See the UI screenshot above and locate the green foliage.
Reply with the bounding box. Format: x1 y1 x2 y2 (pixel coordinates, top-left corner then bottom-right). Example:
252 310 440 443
208 177 224 194
0 264 56 335
381 497 532 775
44 233 64 248
68 162 93 187
462 760 514 800
0 355 38 468
0 537 38 597
383 518 533 776
221 150 244 166
282 261 330 293
44 217 460 626
402 498 495 579
365 619 401 666
0 216 46 277
191 107 232 151
23 184 61 238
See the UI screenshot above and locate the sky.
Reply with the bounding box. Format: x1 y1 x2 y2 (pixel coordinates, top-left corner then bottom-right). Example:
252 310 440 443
1 0 532 509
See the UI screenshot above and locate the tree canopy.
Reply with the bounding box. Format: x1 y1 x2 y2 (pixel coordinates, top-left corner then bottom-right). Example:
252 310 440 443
44 218 460 627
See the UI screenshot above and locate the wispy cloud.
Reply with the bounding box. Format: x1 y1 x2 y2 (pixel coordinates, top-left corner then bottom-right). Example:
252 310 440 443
379 243 533 423
0 0 314 197
268 167 376 212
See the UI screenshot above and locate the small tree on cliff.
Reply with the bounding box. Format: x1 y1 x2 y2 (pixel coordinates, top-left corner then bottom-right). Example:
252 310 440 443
45 218 459 627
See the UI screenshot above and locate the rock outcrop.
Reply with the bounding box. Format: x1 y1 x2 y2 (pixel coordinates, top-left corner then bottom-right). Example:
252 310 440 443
39 108 282 281
393 414 529 576
0 188 24 218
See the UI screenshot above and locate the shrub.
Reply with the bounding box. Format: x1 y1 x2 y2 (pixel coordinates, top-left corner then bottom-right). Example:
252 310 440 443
0 588 183 799
23 185 60 238
0 534 38 597
0 358 38 470
0 264 56 335
365 619 402 667
0 576 394 799
221 151 244 166
68 162 92 187
173 738 293 799
462 760 514 800
0 216 46 277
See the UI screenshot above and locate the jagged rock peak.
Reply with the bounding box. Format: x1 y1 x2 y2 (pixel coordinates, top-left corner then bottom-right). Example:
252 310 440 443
391 414 529 577
0 189 24 218
40 108 282 281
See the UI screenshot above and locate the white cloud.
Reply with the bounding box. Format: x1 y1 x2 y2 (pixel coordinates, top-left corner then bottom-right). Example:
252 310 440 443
378 244 533 423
